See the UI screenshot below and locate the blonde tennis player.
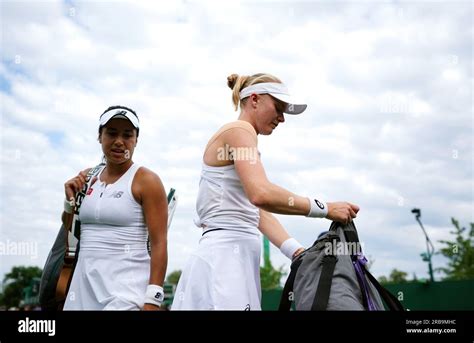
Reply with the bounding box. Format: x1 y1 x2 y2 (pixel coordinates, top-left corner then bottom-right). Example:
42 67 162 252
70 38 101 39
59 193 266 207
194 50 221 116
172 73 359 310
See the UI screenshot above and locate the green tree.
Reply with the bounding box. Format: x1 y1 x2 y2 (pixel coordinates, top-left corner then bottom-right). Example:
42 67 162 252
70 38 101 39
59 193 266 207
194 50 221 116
389 269 409 283
379 268 409 284
436 218 474 280
0 266 42 309
165 270 182 285
260 262 286 290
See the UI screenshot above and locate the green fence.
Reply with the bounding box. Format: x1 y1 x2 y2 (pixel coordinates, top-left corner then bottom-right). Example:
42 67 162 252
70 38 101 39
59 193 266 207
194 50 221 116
21 278 473 310
261 279 474 310
384 279 474 310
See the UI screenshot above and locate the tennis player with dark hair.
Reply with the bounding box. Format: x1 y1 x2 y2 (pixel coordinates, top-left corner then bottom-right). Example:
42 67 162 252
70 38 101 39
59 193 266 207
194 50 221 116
63 106 168 310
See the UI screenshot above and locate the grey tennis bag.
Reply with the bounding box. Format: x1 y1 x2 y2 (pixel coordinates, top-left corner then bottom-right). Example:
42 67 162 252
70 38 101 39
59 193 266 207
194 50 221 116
279 221 404 311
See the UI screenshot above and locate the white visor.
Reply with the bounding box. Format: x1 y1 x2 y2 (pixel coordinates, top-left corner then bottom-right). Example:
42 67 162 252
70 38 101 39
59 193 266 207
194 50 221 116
99 108 139 129
239 82 307 115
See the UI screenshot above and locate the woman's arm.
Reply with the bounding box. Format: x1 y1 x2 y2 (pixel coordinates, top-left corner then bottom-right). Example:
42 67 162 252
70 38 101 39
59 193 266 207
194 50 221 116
258 209 290 247
225 128 359 224
258 210 304 259
136 168 168 310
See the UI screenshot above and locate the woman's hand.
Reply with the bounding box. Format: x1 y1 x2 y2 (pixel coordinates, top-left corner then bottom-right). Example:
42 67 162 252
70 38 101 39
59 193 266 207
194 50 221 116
142 303 162 311
64 170 97 201
326 202 359 225
292 247 305 260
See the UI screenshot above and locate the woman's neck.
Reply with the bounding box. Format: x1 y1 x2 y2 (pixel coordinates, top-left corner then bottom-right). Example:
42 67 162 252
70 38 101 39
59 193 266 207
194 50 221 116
105 159 133 177
238 110 258 134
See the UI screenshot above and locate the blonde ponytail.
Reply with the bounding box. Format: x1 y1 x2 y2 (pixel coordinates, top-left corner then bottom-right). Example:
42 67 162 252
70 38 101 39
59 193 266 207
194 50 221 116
226 73 282 111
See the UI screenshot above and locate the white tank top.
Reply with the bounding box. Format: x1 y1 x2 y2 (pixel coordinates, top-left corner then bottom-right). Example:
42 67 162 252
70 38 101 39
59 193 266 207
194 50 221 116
79 163 148 251
194 121 260 236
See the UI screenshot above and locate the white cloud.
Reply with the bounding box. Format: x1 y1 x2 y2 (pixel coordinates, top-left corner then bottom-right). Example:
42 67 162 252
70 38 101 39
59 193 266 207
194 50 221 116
0 1 472 286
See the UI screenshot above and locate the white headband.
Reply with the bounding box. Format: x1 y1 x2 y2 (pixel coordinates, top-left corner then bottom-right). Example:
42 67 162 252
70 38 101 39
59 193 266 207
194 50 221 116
239 82 307 115
239 82 289 99
99 108 140 129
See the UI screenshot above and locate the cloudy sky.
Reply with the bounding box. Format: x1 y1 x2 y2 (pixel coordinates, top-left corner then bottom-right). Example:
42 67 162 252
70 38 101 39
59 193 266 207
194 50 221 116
0 0 472 286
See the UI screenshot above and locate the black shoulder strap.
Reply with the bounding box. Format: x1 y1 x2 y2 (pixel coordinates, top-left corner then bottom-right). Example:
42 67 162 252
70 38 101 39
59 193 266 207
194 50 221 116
311 254 337 311
343 221 404 311
339 221 370 309
278 257 303 311
342 221 360 244
364 268 405 311
330 221 360 246
328 220 340 233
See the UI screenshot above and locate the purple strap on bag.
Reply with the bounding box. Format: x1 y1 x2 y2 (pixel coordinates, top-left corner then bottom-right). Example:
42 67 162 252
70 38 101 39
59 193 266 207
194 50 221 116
353 253 379 311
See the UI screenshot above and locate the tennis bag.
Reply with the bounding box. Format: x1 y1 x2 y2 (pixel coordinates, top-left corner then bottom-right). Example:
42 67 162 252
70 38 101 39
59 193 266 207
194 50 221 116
39 223 70 310
279 221 404 311
39 164 105 310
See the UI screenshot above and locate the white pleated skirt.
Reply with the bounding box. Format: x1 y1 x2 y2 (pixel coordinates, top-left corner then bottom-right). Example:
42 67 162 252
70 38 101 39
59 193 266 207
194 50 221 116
63 249 150 310
171 229 262 310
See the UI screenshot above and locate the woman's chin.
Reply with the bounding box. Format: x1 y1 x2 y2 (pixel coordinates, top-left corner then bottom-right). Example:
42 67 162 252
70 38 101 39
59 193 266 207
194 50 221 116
107 155 129 164
264 127 276 135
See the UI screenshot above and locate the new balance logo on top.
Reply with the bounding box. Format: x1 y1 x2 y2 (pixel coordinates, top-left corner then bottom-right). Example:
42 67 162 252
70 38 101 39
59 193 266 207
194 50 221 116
110 191 124 198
